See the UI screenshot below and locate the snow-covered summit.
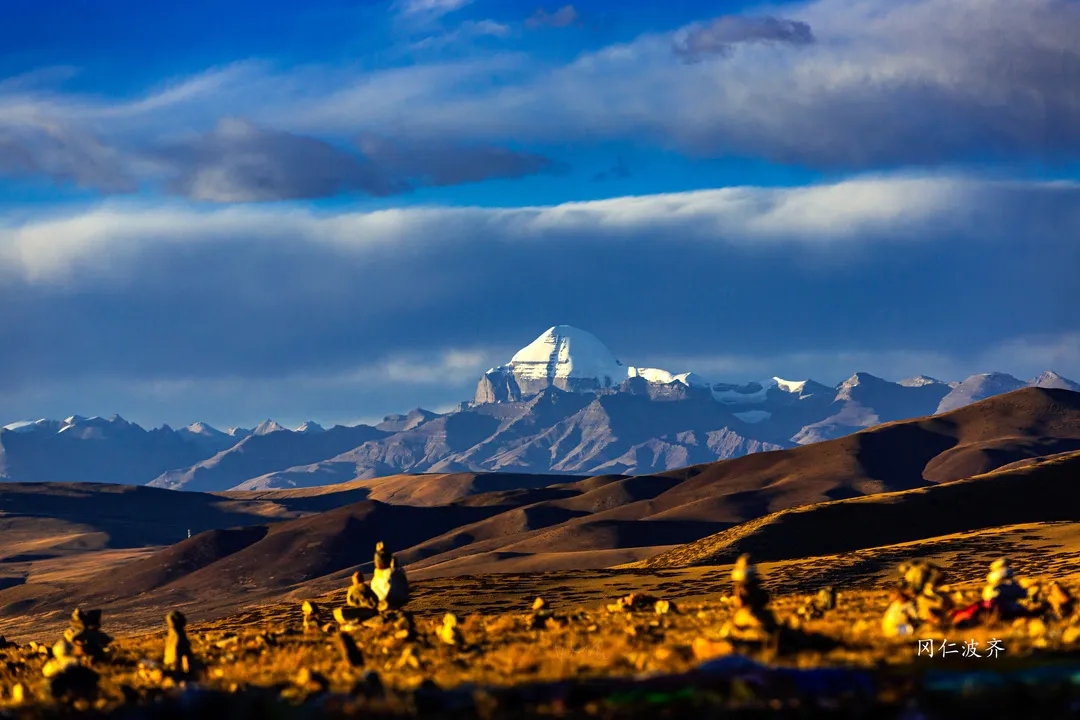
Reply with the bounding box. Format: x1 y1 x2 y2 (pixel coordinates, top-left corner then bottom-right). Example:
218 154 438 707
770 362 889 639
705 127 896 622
2 419 51 433
475 326 835 406
295 421 326 434
899 375 945 387
181 421 224 437
1030 370 1080 391
506 325 626 386
477 325 712 402
252 419 288 436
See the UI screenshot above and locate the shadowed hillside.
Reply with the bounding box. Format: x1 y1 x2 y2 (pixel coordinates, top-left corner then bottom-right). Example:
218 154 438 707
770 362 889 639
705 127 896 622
637 449 1080 568
2 388 1079 638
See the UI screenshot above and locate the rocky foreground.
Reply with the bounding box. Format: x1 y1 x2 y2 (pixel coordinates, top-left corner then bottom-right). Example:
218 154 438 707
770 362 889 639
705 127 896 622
2 569 1080 719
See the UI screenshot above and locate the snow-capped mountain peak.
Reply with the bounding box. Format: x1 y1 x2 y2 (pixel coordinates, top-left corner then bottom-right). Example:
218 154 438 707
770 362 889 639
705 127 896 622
295 421 326 434
509 325 625 383
1030 370 1080 391
252 419 287 436
182 421 224 436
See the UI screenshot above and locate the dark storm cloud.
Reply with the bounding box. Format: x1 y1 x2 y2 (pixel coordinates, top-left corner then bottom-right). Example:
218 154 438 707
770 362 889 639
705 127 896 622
158 119 558 201
160 118 402 201
672 15 814 62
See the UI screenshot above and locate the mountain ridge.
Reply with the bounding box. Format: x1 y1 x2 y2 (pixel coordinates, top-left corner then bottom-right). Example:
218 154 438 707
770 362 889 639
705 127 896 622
2 326 1077 491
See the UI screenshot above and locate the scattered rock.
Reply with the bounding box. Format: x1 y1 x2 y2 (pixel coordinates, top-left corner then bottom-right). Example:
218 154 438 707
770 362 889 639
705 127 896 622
42 640 78 679
351 670 384 699
43 639 99 701
301 601 324 633
1047 582 1075 620
334 606 377 629
882 590 919 638
606 593 658 612
296 667 329 693
347 571 380 611
65 608 112 663
396 646 421 670
437 613 464 646
337 632 363 667
692 637 735 661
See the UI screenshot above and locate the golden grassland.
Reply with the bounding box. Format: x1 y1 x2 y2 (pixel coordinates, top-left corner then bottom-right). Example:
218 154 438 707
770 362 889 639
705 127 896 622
2 563 1080 719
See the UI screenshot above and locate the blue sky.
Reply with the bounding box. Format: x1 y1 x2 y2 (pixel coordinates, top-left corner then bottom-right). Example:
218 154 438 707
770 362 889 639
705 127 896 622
1 0 1079 429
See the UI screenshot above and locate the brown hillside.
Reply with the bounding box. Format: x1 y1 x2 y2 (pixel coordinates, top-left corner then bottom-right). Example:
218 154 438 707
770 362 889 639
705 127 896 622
3 388 1078 637
637 448 1080 568
639 387 1080 520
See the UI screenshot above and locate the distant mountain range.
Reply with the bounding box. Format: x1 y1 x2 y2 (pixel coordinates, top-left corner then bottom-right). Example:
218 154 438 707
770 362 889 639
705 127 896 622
2 326 1078 491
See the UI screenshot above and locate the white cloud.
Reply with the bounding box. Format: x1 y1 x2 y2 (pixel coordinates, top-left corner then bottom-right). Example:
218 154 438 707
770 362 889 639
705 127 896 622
5 174 1076 284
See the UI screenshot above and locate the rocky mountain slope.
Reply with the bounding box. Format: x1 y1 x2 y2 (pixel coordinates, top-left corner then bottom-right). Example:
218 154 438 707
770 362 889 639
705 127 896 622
2 326 1077 491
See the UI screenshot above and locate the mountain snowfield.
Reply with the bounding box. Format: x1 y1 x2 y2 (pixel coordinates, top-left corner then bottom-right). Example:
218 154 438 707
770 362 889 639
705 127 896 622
2 325 1079 491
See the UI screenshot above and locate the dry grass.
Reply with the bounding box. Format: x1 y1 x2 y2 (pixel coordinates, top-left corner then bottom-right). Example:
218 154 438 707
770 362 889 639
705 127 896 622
3 545 1080 719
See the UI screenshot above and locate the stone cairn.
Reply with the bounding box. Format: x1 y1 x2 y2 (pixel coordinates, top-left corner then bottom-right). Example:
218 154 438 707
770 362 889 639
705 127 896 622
882 560 951 637
720 554 778 642
163 610 196 677
370 541 410 612
64 608 112 664
882 556 1080 632
797 586 837 621
39 608 108 701
310 541 412 631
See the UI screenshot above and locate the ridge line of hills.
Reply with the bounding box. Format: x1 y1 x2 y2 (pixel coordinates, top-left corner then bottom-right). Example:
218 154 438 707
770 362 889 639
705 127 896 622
2 386 1079 639
2 326 1078 492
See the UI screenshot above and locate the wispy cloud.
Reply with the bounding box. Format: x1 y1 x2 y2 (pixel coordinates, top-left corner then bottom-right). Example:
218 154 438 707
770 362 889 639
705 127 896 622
408 19 513 51
526 5 580 29
395 0 474 21
671 15 814 63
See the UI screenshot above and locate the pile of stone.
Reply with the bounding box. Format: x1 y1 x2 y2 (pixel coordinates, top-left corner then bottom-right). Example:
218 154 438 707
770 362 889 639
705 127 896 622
719 555 779 643
796 586 837 621
882 560 952 637
951 557 1076 627
36 607 111 701
304 541 412 632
